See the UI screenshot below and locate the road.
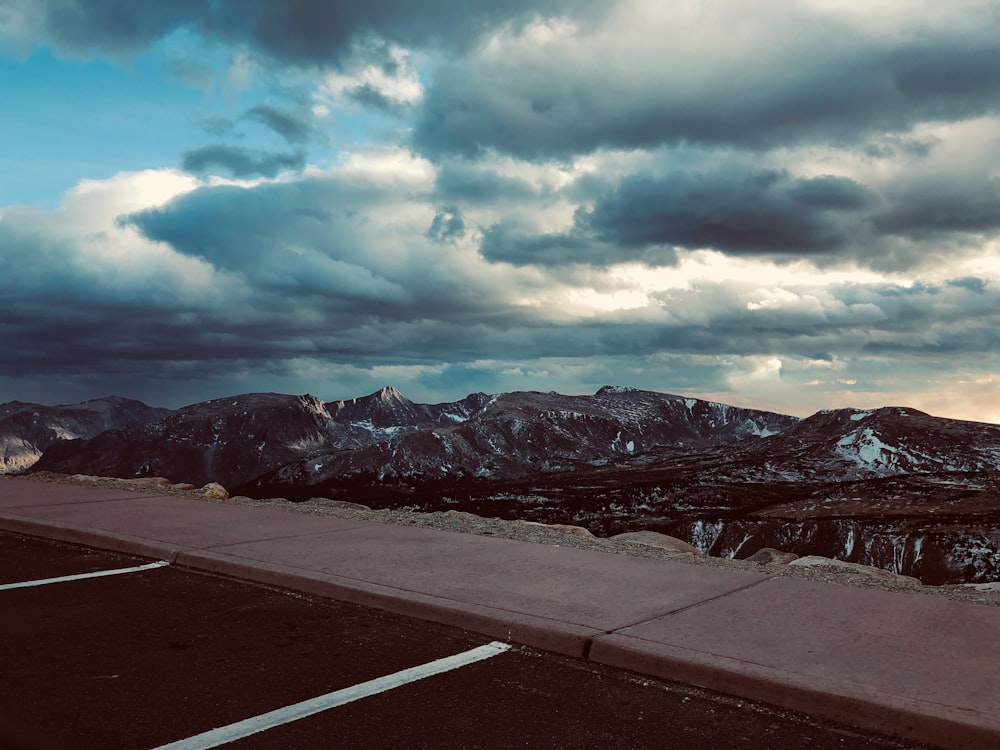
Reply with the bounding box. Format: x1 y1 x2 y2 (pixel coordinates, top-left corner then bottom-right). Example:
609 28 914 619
0 531 933 749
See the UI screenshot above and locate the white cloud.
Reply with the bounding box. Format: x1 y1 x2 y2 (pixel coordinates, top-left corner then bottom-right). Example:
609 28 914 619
1 169 219 297
330 146 436 186
316 41 423 109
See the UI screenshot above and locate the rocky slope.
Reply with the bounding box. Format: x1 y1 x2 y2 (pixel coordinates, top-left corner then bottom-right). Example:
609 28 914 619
245 385 798 498
0 397 170 473
32 392 358 489
17 472 1000 607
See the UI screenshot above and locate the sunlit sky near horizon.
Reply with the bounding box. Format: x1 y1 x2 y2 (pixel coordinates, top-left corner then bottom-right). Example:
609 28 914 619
2 0 1000 421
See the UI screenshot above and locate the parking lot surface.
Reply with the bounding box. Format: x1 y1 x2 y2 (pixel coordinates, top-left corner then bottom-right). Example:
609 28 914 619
1 532 932 749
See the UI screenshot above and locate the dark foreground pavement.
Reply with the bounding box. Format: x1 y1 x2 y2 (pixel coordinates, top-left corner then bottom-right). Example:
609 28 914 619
2 533 929 749
1 475 997 749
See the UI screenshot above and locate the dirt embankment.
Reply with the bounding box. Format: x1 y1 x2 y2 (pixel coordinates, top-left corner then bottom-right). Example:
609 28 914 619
16 472 1000 608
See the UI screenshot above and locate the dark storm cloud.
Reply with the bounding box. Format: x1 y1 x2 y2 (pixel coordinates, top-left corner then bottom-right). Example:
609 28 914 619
479 220 678 268
948 277 988 294
181 145 305 178
35 0 210 56
433 161 542 205
29 2 1000 164
243 105 313 145
476 160 1000 270
124 178 375 269
641 278 1000 364
413 22 1000 159
583 170 881 254
31 0 598 63
4 175 1000 409
121 176 501 318
479 169 882 266
195 106 313 147
480 221 598 266
873 176 1000 238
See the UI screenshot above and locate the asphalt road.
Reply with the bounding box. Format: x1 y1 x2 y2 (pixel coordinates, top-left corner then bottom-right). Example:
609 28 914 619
0 532 934 749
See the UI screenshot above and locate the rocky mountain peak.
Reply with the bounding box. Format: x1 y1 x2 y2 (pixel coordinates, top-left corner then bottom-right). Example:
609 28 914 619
297 393 328 415
595 385 641 396
325 384 430 430
374 385 408 403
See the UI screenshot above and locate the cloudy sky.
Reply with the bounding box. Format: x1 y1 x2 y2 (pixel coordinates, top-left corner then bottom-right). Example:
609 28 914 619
2 1 1000 421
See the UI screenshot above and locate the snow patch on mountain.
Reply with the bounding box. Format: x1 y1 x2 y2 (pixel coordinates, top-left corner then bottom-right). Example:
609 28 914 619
352 419 406 438
741 419 781 437
836 428 898 468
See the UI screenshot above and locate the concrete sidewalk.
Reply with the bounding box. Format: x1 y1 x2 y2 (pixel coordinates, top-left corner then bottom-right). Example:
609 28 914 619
2 476 997 749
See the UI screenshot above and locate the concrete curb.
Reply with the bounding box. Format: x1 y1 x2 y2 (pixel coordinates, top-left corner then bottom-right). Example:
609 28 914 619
0 514 190 564
589 634 996 750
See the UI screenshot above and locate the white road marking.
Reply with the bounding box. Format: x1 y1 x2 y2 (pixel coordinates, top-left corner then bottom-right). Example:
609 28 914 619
0 560 169 590
153 640 512 750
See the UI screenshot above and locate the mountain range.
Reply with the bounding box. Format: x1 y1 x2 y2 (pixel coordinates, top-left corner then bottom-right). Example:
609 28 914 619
0 397 171 474
5 386 1000 584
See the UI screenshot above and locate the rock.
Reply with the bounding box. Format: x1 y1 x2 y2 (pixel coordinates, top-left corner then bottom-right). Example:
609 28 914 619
200 482 229 500
171 483 196 491
609 531 701 556
548 524 594 537
523 522 594 537
745 548 799 565
788 555 921 586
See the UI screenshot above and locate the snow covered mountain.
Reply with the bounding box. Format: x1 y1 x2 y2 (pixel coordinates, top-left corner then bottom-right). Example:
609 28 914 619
243 386 799 496
28 386 797 490
748 406 1000 480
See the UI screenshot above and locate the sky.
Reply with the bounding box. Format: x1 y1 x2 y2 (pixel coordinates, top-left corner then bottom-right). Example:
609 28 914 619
2 1 1000 421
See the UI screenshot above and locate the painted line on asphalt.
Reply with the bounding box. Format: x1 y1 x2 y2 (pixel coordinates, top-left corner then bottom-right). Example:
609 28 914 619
153 640 512 750
0 560 170 590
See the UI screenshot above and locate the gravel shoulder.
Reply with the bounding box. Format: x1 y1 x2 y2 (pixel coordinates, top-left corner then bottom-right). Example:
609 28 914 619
14 472 1000 608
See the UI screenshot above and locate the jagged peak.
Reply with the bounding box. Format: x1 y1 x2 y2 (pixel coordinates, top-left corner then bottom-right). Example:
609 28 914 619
329 386 413 414
297 393 327 413
371 385 409 403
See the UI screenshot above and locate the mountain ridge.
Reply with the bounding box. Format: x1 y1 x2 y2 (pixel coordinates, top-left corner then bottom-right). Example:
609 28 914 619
0 396 171 474
23 385 802 489
16 385 1000 490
